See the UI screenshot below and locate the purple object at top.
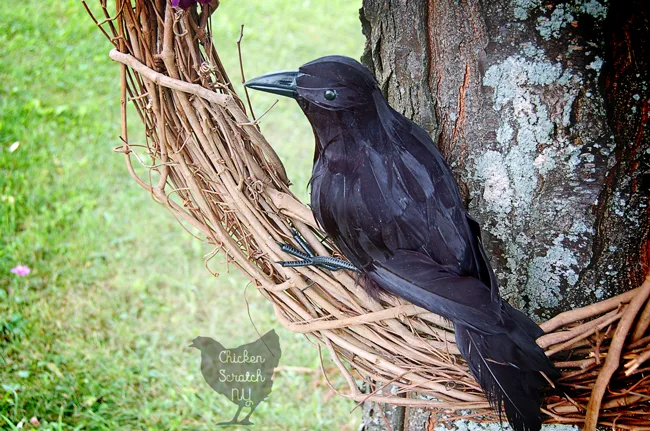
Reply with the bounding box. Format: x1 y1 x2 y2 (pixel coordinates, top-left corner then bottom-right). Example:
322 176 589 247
171 0 211 10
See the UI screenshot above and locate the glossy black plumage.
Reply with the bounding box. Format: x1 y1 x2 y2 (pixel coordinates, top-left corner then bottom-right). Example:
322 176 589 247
246 55 558 431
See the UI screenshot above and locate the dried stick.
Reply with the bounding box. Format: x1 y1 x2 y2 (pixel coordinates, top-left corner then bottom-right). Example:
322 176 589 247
624 349 650 376
541 287 639 333
109 48 231 105
283 304 425 332
583 273 650 431
631 297 650 341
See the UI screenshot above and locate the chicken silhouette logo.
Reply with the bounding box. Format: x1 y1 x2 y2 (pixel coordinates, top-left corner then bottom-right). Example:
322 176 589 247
190 330 281 426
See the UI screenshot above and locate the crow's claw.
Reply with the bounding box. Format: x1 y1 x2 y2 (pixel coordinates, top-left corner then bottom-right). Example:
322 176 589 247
276 256 358 272
310 255 359 271
275 259 337 271
275 230 359 278
276 242 311 260
290 229 315 257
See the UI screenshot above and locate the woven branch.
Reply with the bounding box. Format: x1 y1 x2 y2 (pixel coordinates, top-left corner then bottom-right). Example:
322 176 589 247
85 1 650 429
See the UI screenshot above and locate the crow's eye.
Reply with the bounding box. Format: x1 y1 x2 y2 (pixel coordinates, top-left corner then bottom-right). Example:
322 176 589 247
324 89 337 101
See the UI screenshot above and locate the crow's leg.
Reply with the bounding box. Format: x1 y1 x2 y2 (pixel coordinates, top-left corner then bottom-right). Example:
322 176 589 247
289 229 315 257
276 229 359 272
217 404 243 426
279 255 359 271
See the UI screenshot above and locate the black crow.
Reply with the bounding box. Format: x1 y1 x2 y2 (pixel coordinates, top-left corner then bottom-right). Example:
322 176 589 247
190 330 281 425
245 56 558 431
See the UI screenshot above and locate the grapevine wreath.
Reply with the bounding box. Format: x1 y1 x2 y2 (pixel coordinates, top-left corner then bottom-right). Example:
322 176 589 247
85 1 650 429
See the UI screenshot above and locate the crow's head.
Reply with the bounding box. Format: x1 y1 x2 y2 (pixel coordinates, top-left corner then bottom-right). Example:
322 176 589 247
245 55 380 111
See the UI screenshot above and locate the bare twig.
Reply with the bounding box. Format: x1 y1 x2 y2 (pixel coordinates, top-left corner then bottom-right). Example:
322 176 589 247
237 24 257 123
584 273 650 431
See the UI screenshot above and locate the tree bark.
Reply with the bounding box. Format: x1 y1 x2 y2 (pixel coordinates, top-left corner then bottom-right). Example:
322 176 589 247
358 0 649 429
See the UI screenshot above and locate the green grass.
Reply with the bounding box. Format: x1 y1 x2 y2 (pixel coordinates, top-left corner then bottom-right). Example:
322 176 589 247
0 1 365 429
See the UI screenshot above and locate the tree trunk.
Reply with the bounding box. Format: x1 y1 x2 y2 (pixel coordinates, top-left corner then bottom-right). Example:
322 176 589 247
358 0 649 429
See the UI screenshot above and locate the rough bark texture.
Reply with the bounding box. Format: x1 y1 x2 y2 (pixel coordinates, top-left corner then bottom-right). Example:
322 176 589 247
360 0 648 320
361 387 405 431
358 0 648 429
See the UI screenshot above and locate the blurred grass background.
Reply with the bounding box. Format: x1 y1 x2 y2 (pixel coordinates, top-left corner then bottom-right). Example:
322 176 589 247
0 0 364 429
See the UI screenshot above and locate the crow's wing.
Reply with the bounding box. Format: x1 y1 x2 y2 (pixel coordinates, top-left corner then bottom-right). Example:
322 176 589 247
313 150 475 271
398 116 495 281
465 214 501 302
367 249 504 334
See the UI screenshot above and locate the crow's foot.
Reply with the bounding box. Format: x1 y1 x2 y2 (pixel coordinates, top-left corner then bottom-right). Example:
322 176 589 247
276 229 358 272
239 418 254 425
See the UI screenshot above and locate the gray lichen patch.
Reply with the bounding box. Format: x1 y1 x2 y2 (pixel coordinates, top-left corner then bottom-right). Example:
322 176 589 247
476 151 514 215
579 0 608 19
587 56 604 74
534 149 557 175
474 42 610 316
536 4 574 41
480 52 577 215
484 55 564 107
527 235 578 311
513 0 608 44
432 418 578 431
513 0 543 21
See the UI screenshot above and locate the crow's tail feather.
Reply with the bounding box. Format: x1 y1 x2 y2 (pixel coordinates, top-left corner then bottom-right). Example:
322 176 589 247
455 313 557 431
367 251 558 431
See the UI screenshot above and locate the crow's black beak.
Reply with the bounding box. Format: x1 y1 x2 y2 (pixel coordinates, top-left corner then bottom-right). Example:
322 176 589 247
244 70 301 98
